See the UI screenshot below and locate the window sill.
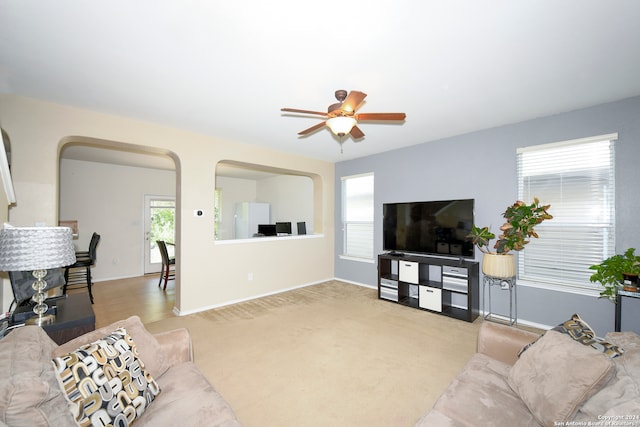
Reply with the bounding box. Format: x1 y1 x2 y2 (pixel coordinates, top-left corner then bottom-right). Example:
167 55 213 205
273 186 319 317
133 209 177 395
517 278 601 298
215 234 323 245
339 255 375 264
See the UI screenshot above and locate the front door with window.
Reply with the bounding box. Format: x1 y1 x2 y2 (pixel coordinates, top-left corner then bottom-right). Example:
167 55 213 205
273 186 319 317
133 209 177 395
144 195 175 274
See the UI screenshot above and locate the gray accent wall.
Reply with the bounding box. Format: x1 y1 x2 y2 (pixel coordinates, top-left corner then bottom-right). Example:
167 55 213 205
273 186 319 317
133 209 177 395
335 96 640 335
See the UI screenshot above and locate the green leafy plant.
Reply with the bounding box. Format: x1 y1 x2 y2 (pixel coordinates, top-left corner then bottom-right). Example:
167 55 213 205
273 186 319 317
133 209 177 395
467 197 553 254
150 205 175 254
589 248 640 302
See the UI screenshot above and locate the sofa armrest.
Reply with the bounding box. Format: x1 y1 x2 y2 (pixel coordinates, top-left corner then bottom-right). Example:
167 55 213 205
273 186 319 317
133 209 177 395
154 328 193 367
477 321 541 366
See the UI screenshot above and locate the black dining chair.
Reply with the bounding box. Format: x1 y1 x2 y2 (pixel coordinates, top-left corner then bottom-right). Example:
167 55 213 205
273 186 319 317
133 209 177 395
156 240 175 290
64 232 100 303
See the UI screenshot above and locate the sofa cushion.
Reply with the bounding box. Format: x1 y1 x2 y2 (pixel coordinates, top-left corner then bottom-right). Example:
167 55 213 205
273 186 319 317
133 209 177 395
428 352 540 427
52 327 161 426
0 326 76 427
54 315 169 379
573 331 640 423
135 361 242 427
508 330 614 426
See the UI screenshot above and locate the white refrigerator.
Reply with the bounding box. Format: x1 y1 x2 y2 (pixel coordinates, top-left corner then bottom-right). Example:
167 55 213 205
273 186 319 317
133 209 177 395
234 202 270 239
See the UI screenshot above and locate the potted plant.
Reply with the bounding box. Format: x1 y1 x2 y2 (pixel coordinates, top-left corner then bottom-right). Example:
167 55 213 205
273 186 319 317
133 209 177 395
589 248 640 302
467 197 553 278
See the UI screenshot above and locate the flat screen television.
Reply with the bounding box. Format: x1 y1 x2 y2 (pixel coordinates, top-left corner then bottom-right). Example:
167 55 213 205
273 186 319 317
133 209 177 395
383 199 475 258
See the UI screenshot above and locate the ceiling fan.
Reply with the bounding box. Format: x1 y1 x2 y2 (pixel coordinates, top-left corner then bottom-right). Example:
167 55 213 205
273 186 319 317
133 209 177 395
281 90 406 140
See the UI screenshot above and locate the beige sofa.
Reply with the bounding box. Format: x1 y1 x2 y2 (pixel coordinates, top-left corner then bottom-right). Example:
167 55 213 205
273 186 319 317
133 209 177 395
0 315 241 427
416 320 640 426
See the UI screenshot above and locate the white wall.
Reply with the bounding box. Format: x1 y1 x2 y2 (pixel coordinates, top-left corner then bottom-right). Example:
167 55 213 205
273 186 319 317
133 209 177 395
216 174 314 239
258 175 313 234
0 94 335 315
59 158 176 281
215 176 257 240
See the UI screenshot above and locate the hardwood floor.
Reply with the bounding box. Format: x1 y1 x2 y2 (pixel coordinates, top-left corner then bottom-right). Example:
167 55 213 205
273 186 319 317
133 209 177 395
67 274 176 328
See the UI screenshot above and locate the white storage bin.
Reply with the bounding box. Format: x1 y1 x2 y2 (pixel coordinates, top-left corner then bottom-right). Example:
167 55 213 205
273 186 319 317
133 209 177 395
380 287 398 302
442 275 468 293
443 265 468 277
419 286 442 312
380 278 398 289
399 261 419 284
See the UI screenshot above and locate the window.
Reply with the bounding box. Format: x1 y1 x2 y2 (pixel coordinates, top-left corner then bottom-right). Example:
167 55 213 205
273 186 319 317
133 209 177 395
341 173 374 260
517 133 616 294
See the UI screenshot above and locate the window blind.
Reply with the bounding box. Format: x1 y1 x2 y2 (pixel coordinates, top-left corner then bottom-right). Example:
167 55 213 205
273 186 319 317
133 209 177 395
342 173 374 260
516 134 616 291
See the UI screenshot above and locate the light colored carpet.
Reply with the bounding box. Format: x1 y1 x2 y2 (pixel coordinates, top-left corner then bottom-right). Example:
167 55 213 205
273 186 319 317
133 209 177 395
145 280 482 427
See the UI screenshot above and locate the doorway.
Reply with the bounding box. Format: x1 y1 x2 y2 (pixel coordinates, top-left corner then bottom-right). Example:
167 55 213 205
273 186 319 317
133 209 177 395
58 137 181 310
144 195 175 274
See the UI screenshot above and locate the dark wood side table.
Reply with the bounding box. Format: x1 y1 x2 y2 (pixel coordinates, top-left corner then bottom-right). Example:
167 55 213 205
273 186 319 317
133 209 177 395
615 289 640 332
42 293 95 344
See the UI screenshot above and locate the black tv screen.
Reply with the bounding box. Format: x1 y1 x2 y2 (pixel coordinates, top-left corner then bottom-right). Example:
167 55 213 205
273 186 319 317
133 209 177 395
383 199 474 257
276 222 292 235
258 224 277 236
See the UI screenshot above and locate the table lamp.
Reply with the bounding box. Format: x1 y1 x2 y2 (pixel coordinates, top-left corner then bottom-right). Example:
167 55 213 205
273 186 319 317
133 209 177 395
0 226 76 326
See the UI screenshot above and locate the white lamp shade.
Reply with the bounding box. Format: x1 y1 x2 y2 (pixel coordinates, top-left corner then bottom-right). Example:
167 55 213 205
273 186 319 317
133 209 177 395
326 116 357 136
0 226 76 271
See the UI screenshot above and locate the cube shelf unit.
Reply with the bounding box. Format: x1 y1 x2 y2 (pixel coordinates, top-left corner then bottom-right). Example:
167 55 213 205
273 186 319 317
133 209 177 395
377 253 480 322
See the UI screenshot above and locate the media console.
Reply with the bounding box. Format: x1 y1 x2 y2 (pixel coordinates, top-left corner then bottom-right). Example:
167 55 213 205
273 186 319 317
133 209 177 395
377 253 479 322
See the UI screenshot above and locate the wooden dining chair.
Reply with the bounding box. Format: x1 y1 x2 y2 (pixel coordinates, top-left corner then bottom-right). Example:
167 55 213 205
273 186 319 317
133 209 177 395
156 240 175 290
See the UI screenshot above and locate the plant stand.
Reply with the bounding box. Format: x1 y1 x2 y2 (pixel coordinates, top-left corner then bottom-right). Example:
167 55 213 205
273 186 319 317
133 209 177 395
482 275 517 326
615 289 640 332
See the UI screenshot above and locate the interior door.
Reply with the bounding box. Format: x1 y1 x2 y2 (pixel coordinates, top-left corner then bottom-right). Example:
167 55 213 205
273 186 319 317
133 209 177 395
144 195 175 274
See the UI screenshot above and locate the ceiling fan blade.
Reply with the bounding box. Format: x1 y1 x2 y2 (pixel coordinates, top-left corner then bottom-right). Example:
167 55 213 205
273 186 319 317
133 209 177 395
298 121 326 136
281 108 328 117
355 112 406 121
340 91 367 113
350 125 365 140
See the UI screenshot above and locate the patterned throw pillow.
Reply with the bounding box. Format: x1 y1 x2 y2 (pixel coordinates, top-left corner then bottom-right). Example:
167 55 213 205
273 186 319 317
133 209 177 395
552 313 624 359
518 313 625 359
52 327 161 426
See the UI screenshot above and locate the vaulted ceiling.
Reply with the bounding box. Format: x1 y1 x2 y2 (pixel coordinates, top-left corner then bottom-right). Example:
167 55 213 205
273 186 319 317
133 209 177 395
2 1 640 164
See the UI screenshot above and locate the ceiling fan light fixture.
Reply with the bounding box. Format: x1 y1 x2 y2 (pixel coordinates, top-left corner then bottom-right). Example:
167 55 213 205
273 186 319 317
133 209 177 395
326 116 356 136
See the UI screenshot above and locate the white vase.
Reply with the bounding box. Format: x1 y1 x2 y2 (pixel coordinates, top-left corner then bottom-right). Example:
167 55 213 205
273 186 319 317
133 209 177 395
482 253 516 278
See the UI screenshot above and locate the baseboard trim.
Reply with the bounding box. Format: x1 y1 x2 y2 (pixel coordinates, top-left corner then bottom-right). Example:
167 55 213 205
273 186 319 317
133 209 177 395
336 278 553 330
94 273 155 283
334 277 376 289
174 278 334 316
480 311 551 331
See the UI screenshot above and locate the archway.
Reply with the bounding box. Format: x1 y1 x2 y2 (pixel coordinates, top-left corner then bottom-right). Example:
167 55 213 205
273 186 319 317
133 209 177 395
57 136 181 309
